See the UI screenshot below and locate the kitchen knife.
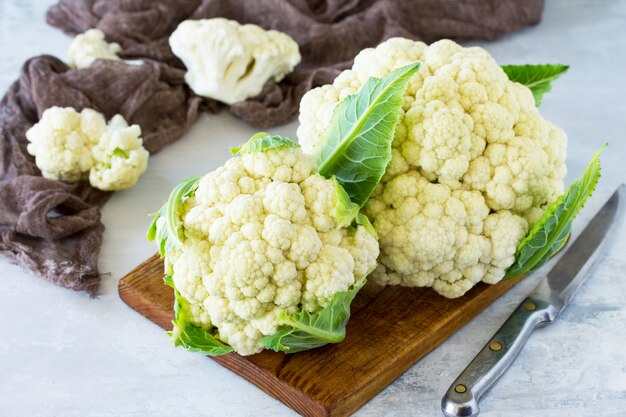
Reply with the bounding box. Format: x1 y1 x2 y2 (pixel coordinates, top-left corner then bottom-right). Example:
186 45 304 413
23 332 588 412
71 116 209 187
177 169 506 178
441 184 625 417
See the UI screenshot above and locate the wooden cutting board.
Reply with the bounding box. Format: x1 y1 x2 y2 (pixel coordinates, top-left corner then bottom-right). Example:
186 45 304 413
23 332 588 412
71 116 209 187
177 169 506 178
119 254 522 417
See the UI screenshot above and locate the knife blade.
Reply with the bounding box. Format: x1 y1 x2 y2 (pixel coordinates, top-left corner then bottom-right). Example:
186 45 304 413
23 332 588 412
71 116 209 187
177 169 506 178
441 184 625 417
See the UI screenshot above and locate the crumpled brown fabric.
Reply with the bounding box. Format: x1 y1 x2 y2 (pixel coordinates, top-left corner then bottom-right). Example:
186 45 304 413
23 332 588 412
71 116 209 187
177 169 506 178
47 0 545 127
0 56 201 295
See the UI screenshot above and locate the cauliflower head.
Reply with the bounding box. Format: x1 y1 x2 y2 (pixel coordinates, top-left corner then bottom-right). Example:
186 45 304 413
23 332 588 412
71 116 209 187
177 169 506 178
169 18 301 105
25 106 149 191
297 38 568 298
67 29 122 69
152 135 378 355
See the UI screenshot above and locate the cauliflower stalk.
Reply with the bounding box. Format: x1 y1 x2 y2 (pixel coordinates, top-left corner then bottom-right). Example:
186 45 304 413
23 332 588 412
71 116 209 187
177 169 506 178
25 106 149 191
298 38 600 298
67 28 122 69
148 135 379 355
169 18 301 105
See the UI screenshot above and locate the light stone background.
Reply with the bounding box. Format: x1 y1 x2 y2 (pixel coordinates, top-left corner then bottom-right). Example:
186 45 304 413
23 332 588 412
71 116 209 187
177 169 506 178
1 1 625 416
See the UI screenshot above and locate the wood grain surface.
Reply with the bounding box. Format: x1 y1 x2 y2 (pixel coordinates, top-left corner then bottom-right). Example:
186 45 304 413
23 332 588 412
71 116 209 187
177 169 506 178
119 254 522 417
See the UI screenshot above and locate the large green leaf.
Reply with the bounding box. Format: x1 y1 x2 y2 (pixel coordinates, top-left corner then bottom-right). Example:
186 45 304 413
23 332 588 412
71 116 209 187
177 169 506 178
230 132 299 155
260 278 366 353
315 62 420 206
504 145 604 279
501 64 569 106
167 284 233 356
147 176 201 256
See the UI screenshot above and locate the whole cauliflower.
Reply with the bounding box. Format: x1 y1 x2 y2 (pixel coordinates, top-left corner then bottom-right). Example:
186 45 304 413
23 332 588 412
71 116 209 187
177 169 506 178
151 135 378 355
169 18 301 104
67 29 122 69
297 38 567 298
26 106 149 191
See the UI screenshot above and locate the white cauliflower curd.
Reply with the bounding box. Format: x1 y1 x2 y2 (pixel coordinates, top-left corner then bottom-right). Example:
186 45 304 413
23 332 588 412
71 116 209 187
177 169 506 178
297 38 568 298
67 29 122 69
169 18 301 104
26 106 148 191
149 135 378 355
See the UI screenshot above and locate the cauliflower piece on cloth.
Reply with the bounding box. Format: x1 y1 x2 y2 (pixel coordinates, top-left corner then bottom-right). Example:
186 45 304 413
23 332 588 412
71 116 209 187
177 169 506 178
67 29 122 69
152 136 378 355
25 106 148 191
169 18 301 105
298 39 567 298
90 115 149 191
25 107 101 182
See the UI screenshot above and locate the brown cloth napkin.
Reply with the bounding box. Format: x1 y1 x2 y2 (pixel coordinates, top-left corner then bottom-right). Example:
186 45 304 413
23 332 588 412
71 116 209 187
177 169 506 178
0 0 544 295
0 56 201 295
47 0 545 128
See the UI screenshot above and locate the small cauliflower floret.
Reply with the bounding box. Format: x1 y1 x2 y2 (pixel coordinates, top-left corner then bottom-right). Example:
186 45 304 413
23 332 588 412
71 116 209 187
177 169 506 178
172 242 211 303
89 115 149 191
262 214 295 250
298 38 568 298
25 106 149 191
302 245 355 311
162 141 379 355
169 18 301 104
300 174 340 232
402 99 473 187
339 226 380 278
242 146 315 183
187 302 212 330
262 182 307 223
465 139 551 213
482 211 529 283
287 224 323 269
26 107 100 182
217 321 264 356
67 29 122 69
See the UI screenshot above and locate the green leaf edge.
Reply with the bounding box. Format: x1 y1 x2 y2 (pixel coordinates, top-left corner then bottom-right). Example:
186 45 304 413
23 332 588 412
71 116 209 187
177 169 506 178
230 132 299 155
146 176 201 257
501 63 569 106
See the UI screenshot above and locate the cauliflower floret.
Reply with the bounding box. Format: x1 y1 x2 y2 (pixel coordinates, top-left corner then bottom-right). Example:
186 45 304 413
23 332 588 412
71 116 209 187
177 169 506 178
241 146 315 183
25 107 101 181
162 142 378 355
26 106 149 191
67 29 122 69
298 38 567 298
340 226 380 278
482 211 529 284
89 115 149 191
169 18 301 104
171 241 212 302
300 174 340 232
302 245 355 311
262 182 307 223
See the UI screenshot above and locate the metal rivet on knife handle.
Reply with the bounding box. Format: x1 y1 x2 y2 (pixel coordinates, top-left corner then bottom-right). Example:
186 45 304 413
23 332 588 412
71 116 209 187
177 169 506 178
454 384 467 394
489 342 502 351
523 301 536 311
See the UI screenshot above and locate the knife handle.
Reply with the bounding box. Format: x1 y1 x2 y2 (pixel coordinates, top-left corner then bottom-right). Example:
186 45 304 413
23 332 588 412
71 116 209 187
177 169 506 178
441 296 558 417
